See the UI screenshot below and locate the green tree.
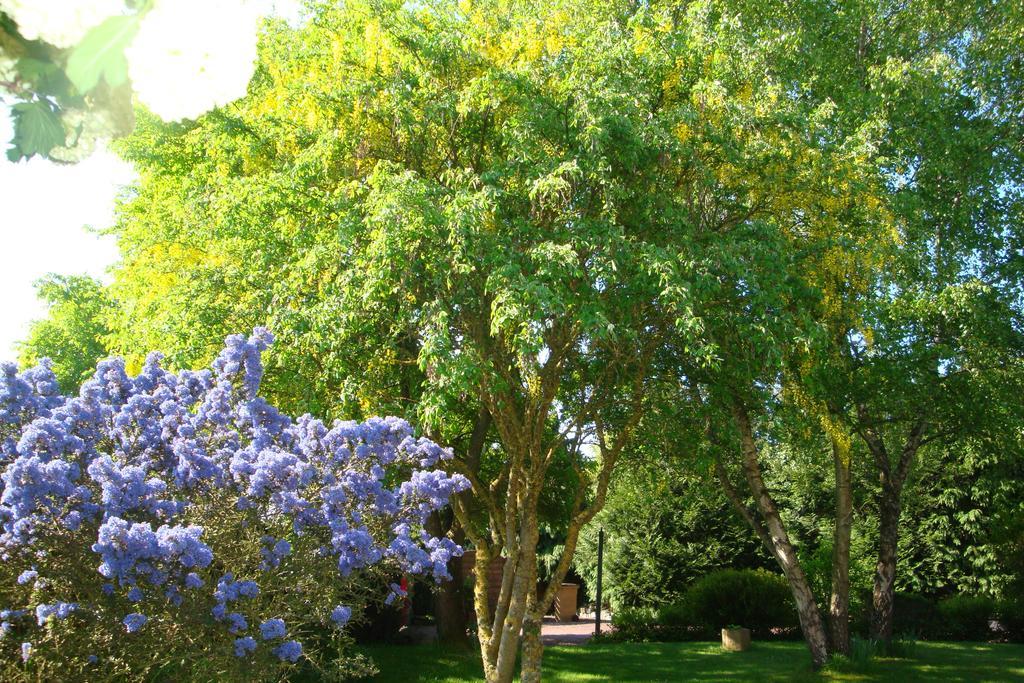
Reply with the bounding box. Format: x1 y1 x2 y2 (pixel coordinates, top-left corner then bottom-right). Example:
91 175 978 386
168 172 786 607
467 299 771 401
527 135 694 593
894 437 1024 600
106 3 677 680
17 274 112 392
97 0 1024 673
573 454 772 611
104 0 883 673
716 0 1024 651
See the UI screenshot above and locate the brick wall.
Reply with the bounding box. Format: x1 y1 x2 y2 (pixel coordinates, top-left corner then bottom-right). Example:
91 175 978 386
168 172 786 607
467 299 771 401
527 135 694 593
460 550 507 614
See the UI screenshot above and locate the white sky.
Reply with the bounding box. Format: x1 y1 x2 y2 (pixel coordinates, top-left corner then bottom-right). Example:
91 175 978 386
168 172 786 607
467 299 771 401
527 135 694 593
0 107 136 363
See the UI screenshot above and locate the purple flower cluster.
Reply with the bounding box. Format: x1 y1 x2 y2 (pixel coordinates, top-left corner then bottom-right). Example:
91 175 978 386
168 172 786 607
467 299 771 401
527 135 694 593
259 617 286 640
0 329 468 667
211 573 259 629
234 636 257 657
1 360 62 461
123 613 147 633
259 535 292 570
384 581 409 606
35 601 77 625
273 639 302 662
330 604 352 626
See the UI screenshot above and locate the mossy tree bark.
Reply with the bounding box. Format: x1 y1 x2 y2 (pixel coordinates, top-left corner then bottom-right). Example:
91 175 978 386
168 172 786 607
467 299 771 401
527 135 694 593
449 336 651 683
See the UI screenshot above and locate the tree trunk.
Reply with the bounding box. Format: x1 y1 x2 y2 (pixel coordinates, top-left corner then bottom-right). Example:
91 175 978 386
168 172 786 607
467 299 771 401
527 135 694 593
427 513 468 646
858 414 925 644
829 437 853 655
472 545 500 682
494 513 539 683
871 483 901 642
734 402 831 669
455 363 646 682
519 487 600 682
785 559 830 669
466 502 540 683
520 594 545 683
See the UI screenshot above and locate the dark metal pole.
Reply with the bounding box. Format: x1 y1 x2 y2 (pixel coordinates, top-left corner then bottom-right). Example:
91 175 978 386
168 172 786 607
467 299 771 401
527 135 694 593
595 526 604 637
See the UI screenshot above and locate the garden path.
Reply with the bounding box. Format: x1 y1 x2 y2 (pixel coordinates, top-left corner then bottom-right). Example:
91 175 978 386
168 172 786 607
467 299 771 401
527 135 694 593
403 611 613 646
540 615 613 646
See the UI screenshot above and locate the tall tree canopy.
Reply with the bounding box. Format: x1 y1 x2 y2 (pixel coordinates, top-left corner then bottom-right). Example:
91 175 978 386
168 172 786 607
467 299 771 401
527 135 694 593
20 0 1022 676
102 0 888 675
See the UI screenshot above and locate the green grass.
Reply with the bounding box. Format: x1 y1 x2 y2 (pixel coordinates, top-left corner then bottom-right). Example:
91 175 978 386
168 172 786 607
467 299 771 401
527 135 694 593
355 640 1024 682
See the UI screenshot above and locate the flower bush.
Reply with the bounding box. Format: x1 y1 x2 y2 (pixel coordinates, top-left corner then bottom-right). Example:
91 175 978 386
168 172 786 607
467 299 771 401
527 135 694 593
0 329 469 680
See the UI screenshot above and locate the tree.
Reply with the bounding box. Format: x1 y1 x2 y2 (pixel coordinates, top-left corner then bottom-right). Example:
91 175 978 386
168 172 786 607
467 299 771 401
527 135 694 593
573 453 772 611
717 0 1024 650
18 274 112 392
86 0 1024 673
894 437 1024 600
790 0 1024 643
104 2 672 679
842 284 1024 642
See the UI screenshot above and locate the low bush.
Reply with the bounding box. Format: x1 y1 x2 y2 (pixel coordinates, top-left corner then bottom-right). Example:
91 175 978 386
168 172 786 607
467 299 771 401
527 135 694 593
936 595 994 641
826 637 877 674
892 593 941 639
676 569 798 638
655 601 691 629
878 632 918 658
609 606 659 642
849 636 877 666
830 631 919 673
996 596 1024 642
649 602 700 642
609 569 799 643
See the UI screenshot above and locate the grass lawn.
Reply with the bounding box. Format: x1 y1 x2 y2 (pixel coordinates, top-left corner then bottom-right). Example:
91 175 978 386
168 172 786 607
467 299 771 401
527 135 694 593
355 640 1024 682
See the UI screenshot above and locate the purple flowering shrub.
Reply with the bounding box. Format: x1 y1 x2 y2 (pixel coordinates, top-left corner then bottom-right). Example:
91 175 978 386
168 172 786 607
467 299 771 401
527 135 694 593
0 329 469 680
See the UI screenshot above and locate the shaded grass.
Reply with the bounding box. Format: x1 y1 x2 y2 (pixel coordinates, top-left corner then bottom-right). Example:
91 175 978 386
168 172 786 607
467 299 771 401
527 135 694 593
355 640 1024 682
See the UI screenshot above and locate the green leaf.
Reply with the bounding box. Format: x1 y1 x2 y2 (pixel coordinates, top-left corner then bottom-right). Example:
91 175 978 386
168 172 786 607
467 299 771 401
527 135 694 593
15 57 71 98
7 101 65 161
65 14 140 93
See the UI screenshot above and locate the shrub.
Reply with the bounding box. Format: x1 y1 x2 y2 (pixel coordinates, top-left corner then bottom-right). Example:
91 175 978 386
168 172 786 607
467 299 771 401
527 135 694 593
849 636 877 667
646 602 698 642
675 569 798 638
609 606 658 642
996 596 1024 642
614 569 800 643
827 636 877 674
892 593 940 639
879 632 918 658
937 595 994 641
655 601 691 629
0 330 470 681
831 632 919 672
